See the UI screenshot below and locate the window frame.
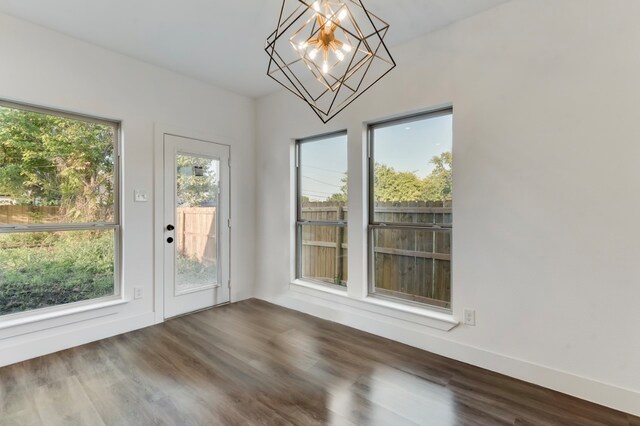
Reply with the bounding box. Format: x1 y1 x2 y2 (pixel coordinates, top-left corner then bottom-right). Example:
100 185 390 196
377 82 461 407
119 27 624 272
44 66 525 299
367 108 453 312
295 130 348 289
0 99 123 318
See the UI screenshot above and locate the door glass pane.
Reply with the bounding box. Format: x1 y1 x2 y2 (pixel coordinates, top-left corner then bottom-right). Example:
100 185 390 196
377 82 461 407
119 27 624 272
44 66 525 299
175 154 219 293
0 229 116 316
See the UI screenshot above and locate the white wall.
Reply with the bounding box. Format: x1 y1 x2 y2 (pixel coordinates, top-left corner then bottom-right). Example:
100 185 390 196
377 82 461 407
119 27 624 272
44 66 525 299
255 0 640 416
0 12 256 364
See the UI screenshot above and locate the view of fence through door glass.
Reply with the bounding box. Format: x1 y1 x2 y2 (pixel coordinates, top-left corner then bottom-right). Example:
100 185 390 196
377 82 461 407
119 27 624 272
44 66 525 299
297 132 348 287
175 154 220 293
370 110 453 310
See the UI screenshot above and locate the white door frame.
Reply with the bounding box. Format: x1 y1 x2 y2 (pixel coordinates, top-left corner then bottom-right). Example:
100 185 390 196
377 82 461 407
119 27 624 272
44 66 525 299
153 124 232 324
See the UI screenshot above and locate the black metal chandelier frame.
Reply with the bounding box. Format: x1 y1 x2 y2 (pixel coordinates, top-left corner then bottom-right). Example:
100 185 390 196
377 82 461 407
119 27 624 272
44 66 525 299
266 0 396 123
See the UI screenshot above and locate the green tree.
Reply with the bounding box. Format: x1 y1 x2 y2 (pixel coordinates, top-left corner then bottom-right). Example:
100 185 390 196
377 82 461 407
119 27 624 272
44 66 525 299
0 107 115 222
424 152 452 201
176 155 219 207
373 164 426 202
327 173 348 203
332 152 452 203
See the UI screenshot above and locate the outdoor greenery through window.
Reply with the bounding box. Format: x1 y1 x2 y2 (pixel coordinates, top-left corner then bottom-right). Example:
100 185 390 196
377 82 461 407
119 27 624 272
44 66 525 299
296 132 348 287
0 101 119 317
369 109 453 310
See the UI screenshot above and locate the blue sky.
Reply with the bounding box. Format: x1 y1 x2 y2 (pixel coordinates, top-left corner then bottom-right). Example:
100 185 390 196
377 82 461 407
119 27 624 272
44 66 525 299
300 113 452 201
300 134 348 201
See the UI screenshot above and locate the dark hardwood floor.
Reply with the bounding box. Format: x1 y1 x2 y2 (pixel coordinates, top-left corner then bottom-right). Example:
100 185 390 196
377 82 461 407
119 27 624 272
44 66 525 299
0 299 637 425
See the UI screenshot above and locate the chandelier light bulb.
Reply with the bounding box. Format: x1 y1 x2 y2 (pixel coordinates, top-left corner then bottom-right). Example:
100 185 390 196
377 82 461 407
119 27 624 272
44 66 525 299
296 1 353 78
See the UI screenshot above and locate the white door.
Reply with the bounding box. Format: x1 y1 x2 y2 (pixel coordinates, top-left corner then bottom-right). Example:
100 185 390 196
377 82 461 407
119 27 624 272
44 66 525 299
164 134 230 319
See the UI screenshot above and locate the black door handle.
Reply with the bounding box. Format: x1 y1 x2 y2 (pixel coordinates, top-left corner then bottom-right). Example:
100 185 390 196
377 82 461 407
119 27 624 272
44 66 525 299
167 224 175 231
167 237 174 244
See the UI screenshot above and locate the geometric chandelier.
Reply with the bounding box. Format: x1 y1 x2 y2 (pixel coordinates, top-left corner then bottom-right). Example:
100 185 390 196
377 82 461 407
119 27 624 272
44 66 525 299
266 0 396 123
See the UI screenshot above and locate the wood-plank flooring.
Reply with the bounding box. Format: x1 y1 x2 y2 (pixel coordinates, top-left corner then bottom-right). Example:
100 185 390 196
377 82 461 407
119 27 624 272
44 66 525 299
0 299 637 425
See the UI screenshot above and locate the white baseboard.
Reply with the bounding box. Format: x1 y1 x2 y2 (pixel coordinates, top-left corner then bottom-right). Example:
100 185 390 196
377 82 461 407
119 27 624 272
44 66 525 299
264 291 640 417
0 312 155 367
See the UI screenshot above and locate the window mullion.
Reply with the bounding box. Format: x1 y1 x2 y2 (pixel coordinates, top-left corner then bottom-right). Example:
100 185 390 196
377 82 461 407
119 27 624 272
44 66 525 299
297 220 346 227
0 223 118 234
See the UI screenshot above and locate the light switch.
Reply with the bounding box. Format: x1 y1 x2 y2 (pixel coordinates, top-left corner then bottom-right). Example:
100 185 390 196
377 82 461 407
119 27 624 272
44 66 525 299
134 190 148 202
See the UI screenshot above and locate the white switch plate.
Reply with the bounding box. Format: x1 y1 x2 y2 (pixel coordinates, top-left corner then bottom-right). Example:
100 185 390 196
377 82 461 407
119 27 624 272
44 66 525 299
463 309 476 326
134 190 148 202
134 287 143 300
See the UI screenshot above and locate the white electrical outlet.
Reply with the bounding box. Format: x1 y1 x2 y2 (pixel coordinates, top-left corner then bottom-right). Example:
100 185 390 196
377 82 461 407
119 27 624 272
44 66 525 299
134 287 143 300
463 309 476 326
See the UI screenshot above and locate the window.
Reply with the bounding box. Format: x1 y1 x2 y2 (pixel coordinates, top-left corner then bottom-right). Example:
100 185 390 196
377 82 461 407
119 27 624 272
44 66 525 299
296 132 348 287
0 100 120 317
369 109 453 310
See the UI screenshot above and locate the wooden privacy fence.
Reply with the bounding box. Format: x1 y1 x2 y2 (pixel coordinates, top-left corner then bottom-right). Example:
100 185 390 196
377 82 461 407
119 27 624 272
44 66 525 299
301 201 452 307
300 202 349 285
176 207 217 266
0 205 62 224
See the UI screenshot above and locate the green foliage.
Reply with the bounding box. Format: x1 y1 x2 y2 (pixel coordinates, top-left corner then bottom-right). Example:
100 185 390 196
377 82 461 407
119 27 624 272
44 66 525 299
374 164 427 202
176 253 217 288
424 152 452 201
0 232 114 316
374 152 453 203
326 193 347 203
176 155 218 207
0 107 117 315
327 173 348 203
327 152 453 203
0 106 114 221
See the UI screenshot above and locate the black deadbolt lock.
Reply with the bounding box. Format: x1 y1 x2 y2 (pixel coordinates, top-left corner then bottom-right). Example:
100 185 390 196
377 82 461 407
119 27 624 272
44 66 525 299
167 237 174 244
167 224 175 231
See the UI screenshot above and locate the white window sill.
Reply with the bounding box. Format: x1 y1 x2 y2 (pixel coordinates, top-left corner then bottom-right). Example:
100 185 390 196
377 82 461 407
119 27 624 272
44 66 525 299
0 298 128 331
290 280 459 331
291 279 348 296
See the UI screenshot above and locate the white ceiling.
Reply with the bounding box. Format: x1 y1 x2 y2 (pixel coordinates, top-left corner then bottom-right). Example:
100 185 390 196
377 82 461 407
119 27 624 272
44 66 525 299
0 0 510 98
